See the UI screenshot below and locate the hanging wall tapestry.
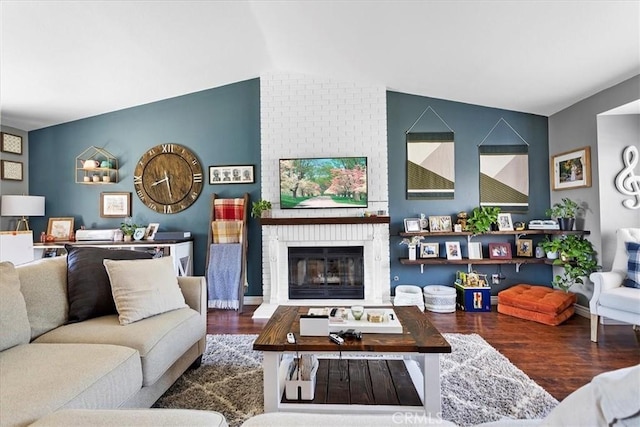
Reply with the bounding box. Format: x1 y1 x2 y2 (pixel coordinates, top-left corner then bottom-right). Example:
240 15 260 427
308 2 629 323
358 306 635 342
479 145 529 213
406 131 455 200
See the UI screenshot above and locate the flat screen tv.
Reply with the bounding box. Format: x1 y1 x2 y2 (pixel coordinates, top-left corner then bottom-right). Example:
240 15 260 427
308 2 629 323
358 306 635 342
279 157 368 209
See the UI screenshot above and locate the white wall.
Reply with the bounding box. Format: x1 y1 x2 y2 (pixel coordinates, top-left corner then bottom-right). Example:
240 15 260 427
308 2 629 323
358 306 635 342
596 114 640 270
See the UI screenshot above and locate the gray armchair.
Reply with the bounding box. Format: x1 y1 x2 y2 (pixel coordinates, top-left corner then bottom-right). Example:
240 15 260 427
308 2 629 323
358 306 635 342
589 228 640 342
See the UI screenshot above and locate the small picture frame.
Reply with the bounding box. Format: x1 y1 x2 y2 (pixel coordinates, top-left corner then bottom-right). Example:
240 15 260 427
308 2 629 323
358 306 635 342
551 146 591 191
516 239 533 257
404 218 421 233
100 192 131 218
497 213 514 231
445 241 462 260
145 223 160 240
489 243 512 260
429 215 452 233
420 242 439 258
47 217 75 241
209 165 255 184
1 132 23 155
468 242 483 260
1 160 23 181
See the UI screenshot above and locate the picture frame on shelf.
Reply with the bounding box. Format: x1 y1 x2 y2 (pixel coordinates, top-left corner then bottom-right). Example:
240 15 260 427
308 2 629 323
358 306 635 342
445 241 462 260
468 242 483 260
47 217 75 241
516 239 533 257
145 223 160 240
551 146 591 191
1 132 23 155
209 165 254 184
404 218 421 233
1 160 23 181
420 242 439 258
497 213 514 231
489 242 512 260
429 215 452 232
100 192 131 218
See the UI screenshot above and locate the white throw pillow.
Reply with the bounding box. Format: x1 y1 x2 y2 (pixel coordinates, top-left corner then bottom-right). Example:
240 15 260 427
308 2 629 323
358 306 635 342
0 262 31 350
103 256 187 325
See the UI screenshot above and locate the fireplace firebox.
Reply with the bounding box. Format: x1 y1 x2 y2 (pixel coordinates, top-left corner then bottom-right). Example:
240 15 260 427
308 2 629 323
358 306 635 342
288 246 364 299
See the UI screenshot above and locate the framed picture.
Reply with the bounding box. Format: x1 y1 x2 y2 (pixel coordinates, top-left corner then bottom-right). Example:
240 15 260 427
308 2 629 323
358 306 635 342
516 239 533 257
551 146 591 191
1 160 23 181
468 242 483 260
145 222 160 240
445 241 462 260
1 132 23 155
489 242 512 260
497 213 514 231
420 242 439 258
404 218 421 233
100 192 131 218
209 165 254 184
429 215 452 232
47 217 74 241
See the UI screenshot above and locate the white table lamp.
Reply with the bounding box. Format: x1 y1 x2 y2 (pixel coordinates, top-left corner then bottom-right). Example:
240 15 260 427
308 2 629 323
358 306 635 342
1 195 45 231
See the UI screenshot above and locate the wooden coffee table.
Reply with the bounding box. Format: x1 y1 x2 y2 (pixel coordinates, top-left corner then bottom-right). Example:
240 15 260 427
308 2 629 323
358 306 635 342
253 305 451 414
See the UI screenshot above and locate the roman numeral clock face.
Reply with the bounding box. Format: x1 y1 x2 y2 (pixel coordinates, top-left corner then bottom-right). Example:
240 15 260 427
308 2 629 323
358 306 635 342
134 144 203 214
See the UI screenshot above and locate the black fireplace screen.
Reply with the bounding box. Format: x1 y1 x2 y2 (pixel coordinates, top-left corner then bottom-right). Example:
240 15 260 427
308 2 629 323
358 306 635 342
288 246 364 299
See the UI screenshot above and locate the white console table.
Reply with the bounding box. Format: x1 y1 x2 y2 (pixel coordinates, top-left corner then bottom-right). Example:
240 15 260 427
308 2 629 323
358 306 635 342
33 239 193 276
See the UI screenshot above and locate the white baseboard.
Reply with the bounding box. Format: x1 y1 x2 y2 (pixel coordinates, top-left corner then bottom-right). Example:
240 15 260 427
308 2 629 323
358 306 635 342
244 296 263 305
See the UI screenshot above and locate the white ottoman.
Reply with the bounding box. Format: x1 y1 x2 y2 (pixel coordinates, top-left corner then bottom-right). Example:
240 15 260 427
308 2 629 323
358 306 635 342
394 285 425 311
423 285 456 313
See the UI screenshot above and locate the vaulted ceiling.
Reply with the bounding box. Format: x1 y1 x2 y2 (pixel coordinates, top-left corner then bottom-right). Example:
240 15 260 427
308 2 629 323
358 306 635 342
1 1 638 131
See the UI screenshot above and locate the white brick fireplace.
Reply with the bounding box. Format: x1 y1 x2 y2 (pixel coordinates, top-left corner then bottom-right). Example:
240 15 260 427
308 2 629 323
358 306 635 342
253 72 391 319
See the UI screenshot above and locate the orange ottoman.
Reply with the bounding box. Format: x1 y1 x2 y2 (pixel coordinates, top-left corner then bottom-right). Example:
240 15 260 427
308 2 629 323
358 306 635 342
497 284 577 326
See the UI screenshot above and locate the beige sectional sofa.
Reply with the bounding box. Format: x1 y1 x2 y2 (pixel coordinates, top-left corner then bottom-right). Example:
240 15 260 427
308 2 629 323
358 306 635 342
0 254 214 427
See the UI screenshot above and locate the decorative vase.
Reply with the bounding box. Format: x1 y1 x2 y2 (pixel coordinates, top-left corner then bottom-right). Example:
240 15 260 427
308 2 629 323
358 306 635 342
261 210 272 218
558 218 575 231
409 245 417 261
546 251 558 260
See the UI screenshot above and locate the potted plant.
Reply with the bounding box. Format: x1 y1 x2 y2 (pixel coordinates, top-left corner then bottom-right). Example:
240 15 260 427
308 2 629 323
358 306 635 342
120 220 138 242
465 206 501 234
546 198 582 231
546 235 599 292
399 235 424 261
538 237 563 259
251 199 272 218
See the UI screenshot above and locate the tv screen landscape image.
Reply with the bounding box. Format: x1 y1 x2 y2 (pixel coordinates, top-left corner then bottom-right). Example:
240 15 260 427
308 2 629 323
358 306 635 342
279 157 368 209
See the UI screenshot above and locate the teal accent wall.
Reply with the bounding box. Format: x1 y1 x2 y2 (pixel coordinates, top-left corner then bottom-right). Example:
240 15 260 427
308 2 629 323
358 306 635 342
28 79 263 295
387 91 551 293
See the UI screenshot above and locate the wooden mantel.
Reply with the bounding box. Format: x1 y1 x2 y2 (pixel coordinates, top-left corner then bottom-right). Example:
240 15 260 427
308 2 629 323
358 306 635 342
260 216 390 226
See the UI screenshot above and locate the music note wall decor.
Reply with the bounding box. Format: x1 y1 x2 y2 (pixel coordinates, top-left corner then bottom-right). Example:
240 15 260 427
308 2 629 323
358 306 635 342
615 145 640 210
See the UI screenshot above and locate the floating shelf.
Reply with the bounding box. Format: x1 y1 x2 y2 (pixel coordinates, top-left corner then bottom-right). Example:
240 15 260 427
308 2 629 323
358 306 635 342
75 146 119 184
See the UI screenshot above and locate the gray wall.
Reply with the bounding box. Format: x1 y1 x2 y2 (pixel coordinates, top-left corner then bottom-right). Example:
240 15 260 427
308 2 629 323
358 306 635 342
596 114 640 270
549 74 640 305
0 126 30 231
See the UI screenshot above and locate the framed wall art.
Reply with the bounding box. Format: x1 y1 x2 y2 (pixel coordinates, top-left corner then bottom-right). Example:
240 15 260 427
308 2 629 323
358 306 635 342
1 132 23 155
47 217 75 241
445 241 462 260
420 242 439 258
145 222 160 240
497 213 514 231
516 239 533 257
1 160 23 181
404 218 421 233
489 242 512 260
210 165 254 184
429 215 452 233
100 192 131 218
551 146 591 191
468 242 483 260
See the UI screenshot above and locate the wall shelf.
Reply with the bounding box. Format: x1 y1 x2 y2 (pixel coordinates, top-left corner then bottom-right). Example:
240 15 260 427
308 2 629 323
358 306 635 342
260 216 390 226
75 146 119 184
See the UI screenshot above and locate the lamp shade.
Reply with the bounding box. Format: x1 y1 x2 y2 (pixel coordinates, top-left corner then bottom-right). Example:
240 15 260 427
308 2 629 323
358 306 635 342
1 195 45 217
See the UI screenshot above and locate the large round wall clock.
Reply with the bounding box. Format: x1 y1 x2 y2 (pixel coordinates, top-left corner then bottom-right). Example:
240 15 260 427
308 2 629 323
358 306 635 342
133 143 204 214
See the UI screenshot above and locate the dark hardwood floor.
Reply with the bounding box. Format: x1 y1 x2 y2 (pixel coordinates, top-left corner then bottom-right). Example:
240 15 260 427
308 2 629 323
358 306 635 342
207 306 640 401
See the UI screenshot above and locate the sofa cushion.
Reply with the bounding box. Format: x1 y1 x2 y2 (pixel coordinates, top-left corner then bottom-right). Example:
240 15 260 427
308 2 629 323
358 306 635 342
624 241 640 288
598 287 640 314
66 245 152 323
31 409 228 427
497 303 575 326
34 307 202 386
16 256 68 339
498 284 577 315
103 256 187 325
0 262 31 351
0 343 141 427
